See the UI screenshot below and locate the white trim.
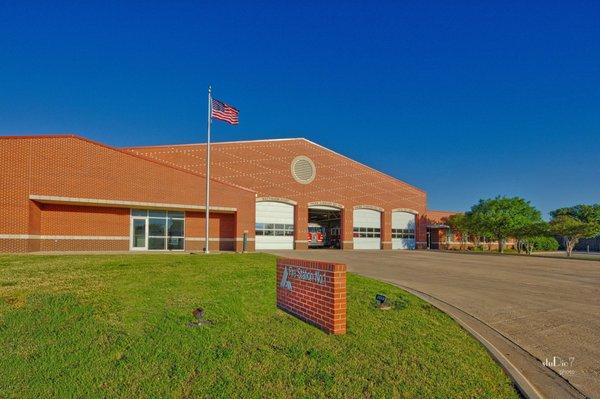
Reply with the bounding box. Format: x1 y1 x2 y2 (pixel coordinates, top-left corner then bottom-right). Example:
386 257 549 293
294 240 309 243
353 204 384 212
29 195 236 212
186 237 254 242
391 208 419 215
307 201 344 209
0 234 30 239
256 197 297 206
0 234 128 240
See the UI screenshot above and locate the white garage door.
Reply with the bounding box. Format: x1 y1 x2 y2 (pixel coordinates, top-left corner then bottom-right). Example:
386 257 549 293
255 202 294 250
392 211 416 250
353 209 381 249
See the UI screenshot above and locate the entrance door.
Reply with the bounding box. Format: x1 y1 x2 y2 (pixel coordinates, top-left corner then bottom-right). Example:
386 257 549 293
131 218 147 250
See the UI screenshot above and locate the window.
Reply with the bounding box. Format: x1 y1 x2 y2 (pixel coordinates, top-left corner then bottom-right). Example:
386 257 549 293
130 209 185 251
392 228 415 239
256 223 294 237
354 226 380 238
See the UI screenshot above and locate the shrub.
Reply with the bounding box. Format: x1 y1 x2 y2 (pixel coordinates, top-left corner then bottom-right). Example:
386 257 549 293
531 236 559 252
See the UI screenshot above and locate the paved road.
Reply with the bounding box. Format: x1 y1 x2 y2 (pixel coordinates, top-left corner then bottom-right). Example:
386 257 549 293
269 250 600 398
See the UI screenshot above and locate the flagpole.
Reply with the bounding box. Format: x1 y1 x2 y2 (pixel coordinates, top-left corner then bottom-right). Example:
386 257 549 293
205 86 212 254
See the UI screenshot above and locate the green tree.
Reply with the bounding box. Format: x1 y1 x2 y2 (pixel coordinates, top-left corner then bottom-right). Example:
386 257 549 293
446 214 469 250
465 211 492 250
469 197 542 253
551 204 600 223
549 206 600 256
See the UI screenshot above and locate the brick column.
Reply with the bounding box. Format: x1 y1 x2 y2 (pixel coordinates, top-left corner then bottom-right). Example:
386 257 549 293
341 207 354 250
294 204 308 250
416 214 428 249
234 205 255 252
381 209 392 250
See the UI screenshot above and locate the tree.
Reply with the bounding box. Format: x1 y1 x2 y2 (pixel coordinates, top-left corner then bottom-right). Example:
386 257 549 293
465 211 492 250
511 222 550 255
446 214 469 250
549 211 600 257
469 196 542 253
551 204 600 223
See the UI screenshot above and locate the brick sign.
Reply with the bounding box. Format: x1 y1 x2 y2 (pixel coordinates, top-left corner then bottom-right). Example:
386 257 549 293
276 258 347 334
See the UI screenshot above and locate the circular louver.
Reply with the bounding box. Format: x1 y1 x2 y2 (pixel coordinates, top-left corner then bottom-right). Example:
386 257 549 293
291 156 316 184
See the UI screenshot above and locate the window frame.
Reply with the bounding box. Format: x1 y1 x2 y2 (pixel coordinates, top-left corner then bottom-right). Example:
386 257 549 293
130 209 185 251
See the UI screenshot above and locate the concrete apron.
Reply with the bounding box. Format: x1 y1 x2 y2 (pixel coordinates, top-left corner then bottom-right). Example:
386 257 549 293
388 282 587 399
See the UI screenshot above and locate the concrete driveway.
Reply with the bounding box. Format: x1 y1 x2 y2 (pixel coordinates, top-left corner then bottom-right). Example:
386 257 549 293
269 250 600 398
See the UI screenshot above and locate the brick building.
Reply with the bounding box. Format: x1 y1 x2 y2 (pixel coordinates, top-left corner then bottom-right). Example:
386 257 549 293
1 134 454 253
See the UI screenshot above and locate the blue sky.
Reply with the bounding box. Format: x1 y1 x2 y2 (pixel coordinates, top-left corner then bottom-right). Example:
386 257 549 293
1 1 598 217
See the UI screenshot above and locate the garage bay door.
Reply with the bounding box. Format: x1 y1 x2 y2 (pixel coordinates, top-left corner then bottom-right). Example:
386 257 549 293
353 209 381 249
392 211 416 249
255 201 294 250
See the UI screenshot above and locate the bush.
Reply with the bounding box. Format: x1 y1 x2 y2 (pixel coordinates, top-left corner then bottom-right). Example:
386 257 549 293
531 236 559 252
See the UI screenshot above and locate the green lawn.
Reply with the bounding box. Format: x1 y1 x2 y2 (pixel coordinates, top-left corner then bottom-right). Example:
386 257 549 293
0 253 519 398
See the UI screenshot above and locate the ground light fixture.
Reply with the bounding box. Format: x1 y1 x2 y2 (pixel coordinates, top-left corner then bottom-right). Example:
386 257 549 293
188 307 213 328
375 294 392 310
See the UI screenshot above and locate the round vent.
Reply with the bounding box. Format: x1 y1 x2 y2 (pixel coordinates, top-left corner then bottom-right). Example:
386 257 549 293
291 156 316 184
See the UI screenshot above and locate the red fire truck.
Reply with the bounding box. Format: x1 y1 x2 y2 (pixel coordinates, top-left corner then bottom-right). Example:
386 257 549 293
307 223 326 248
308 223 341 248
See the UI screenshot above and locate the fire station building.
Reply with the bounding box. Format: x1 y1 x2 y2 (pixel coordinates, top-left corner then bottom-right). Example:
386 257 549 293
1 134 450 253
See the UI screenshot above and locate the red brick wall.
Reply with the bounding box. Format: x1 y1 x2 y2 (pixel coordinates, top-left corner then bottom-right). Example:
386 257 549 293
0 135 255 252
128 139 428 247
185 211 237 251
40 204 129 236
276 258 347 335
425 210 459 225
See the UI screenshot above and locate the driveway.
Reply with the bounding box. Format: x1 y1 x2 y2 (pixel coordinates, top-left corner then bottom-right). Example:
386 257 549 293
269 250 600 398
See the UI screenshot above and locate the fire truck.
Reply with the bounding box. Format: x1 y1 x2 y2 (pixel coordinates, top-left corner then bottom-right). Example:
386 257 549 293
308 223 341 248
307 223 326 248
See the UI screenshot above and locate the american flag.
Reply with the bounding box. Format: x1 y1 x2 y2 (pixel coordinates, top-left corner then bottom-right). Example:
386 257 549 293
211 98 239 124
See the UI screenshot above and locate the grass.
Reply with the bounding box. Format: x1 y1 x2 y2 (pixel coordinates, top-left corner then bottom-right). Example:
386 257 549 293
0 253 519 398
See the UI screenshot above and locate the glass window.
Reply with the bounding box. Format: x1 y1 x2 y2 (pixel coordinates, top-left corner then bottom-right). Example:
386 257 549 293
131 208 185 251
255 223 265 230
149 218 166 236
167 237 184 250
148 237 166 250
255 230 263 236
168 219 184 237
149 210 167 218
